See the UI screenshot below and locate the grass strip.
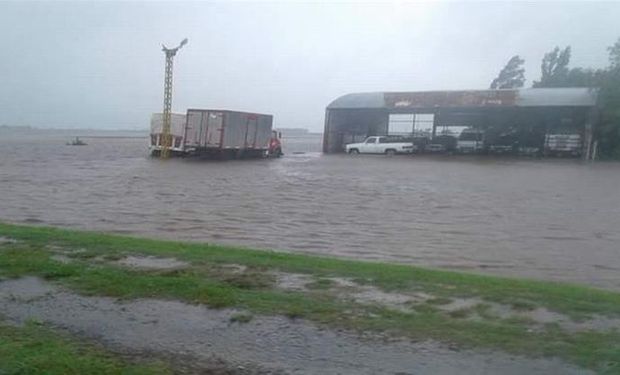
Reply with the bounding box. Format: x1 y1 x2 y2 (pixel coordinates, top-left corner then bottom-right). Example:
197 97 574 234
0 320 170 375
1 222 620 373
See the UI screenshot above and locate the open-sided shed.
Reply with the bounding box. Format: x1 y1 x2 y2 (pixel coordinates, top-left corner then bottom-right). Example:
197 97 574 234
323 88 599 158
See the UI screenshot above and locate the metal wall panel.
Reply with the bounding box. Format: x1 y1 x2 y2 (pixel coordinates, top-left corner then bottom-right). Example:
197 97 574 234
205 112 223 147
222 112 246 148
185 110 225 148
184 110 202 147
185 109 272 150
255 115 273 149
222 112 273 149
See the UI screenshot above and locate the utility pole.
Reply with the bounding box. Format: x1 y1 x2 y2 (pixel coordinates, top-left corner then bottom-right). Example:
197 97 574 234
160 38 188 159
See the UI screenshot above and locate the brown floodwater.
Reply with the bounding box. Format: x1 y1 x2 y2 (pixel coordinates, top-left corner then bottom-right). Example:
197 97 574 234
1 131 619 290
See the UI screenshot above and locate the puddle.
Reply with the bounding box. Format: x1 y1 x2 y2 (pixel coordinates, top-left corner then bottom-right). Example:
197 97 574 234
220 264 248 274
116 256 189 270
349 287 431 311
0 276 56 301
277 274 429 311
273 273 617 334
0 236 18 245
0 277 589 375
512 307 620 333
327 277 431 311
46 245 89 257
274 272 313 291
50 254 73 264
46 245 65 252
328 277 359 288
440 297 485 312
435 297 620 333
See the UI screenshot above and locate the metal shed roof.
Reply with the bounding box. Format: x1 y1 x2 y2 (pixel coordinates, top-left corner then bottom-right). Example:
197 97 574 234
327 88 598 110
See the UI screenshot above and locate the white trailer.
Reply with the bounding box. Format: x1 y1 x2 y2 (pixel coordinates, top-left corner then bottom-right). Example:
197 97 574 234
149 113 187 155
183 109 274 158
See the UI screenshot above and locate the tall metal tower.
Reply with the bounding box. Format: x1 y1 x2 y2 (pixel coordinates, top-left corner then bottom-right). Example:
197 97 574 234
160 38 188 159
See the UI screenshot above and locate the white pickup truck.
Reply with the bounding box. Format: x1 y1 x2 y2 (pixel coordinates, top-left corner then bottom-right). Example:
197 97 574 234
346 136 416 155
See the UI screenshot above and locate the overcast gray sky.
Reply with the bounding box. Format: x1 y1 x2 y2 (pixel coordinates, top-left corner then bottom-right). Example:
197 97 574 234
1 1 619 131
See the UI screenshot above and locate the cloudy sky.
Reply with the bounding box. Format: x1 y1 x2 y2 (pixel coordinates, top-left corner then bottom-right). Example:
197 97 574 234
1 1 619 131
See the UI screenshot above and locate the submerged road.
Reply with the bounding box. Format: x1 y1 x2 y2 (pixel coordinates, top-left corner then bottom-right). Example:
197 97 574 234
1 132 619 290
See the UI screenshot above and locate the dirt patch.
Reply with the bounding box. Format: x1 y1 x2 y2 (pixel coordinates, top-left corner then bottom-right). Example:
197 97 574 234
0 277 589 375
116 256 189 270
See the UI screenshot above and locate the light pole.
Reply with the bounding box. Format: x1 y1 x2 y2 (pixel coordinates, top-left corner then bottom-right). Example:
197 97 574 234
160 38 188 159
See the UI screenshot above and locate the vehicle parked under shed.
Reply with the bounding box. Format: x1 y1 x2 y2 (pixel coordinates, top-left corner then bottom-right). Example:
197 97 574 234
323 88 599 159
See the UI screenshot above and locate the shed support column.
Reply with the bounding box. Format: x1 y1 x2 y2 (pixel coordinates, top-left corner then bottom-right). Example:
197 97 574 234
585 123 592 160
583 107 599 160
323 109 331 153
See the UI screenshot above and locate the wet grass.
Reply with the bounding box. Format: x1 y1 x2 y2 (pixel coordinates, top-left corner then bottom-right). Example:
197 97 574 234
1 222 620 373
510 299 538 311
0 320 170 374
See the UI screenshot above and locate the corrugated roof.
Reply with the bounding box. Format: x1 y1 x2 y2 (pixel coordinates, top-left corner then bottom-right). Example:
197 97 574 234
327 88 598 109
327 92 385 109
516 88 598 106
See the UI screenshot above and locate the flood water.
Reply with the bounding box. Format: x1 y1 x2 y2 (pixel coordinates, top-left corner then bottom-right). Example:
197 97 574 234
1 130 619 290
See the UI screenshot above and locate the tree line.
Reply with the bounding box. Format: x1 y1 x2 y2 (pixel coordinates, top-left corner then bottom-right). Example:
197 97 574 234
490 38 620 158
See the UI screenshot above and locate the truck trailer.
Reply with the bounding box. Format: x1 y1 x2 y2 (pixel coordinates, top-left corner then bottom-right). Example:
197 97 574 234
150 109 282 159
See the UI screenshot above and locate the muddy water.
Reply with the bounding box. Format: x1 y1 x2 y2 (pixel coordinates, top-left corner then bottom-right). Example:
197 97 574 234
0 277 589 374
1 132 620 290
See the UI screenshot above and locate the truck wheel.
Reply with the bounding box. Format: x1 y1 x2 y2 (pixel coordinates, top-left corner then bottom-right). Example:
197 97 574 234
348 149 359 154
385 149 396 157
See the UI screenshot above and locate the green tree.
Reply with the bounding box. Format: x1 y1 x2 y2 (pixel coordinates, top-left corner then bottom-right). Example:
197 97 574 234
490 55 526 89
531 40 620 158
533 46 571 87
596 39 620 158
608 38 620 68
565 68 604 87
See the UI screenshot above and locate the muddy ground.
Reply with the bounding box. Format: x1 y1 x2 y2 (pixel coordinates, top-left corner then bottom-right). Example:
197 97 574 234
0 277 589 374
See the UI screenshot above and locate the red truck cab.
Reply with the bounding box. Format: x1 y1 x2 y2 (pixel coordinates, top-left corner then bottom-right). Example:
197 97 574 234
269 130 283 157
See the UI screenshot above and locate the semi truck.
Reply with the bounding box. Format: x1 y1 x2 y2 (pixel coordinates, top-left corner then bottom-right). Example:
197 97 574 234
150 109 282 159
